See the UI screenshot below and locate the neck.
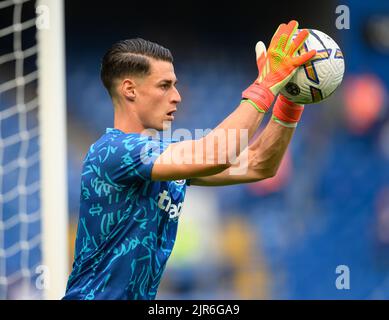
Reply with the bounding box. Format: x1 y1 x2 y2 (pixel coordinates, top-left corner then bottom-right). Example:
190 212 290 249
113 101 144 134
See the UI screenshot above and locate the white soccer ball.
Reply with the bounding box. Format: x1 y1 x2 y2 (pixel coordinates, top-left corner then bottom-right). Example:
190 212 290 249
280 29 345 104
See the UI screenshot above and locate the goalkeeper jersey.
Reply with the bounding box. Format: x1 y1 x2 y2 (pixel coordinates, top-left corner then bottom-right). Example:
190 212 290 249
63 128 188 300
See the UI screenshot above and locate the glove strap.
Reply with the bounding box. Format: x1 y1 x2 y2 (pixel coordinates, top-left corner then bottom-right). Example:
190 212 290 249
272 95 304 127
242 82 274 113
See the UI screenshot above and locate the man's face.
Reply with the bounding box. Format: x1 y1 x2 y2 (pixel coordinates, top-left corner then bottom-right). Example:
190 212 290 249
134 58 181 131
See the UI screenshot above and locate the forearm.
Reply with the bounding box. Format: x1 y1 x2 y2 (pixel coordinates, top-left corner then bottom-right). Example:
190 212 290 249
213 100 265 140
246 92 306 178
248 118 295 178
190 118 295 186
200 100 265 165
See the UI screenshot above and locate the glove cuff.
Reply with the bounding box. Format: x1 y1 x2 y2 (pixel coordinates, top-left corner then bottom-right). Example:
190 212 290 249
272 94 304 124
242 82 274 113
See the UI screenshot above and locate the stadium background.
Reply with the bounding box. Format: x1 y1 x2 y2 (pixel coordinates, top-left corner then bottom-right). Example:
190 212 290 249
2 0 389 299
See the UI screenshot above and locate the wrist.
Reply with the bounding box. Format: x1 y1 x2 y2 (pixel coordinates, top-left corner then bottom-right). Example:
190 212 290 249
272 94 304 127
242 82 274 113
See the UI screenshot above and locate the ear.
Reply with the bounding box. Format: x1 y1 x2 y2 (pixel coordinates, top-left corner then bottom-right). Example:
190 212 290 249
120 78 136 101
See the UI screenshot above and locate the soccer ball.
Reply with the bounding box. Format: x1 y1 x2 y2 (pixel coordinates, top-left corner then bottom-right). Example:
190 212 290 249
280 29 345 104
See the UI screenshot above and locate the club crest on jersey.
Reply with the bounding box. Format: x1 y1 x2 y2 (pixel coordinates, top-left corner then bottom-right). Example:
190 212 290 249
157 190 183 219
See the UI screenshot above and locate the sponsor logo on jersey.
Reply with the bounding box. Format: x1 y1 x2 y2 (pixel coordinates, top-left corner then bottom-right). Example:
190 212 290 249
157 190 183 219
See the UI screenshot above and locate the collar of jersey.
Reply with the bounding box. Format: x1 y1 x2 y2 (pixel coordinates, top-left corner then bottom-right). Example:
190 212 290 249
105 128 146 135
106 128 179 144
105 128 161 140
106 128 157 136
106 128 125 134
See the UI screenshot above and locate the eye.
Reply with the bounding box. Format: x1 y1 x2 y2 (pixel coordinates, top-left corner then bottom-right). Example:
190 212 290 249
160 83 170 90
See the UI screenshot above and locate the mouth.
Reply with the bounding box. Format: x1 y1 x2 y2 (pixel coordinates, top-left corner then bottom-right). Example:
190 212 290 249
166 109 177 120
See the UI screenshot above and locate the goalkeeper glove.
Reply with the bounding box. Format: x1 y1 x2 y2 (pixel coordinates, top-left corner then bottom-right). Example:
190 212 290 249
242 20 316 113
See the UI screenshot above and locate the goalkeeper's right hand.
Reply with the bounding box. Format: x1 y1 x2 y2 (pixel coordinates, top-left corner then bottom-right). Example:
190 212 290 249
242 20 316 113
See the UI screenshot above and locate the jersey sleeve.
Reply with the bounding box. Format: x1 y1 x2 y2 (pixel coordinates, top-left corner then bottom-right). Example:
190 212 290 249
97 134 168 185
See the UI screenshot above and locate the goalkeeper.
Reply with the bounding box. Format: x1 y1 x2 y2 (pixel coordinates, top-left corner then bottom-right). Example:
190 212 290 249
63 20 315 300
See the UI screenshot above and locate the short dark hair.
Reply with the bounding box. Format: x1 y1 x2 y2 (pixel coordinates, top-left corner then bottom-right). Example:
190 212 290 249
100 38 173 96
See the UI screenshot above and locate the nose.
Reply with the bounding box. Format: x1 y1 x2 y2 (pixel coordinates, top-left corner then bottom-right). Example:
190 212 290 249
172 86 182 104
